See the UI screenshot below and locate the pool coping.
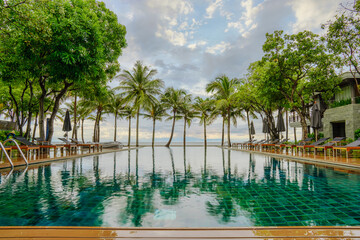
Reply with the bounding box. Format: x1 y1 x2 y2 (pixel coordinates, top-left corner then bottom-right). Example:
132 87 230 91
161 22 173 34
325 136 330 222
1 226 360 238
0 147 140 171
228 147 360 173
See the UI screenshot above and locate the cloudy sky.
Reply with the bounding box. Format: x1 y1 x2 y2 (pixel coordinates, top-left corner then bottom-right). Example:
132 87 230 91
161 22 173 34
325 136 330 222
55 0 344 143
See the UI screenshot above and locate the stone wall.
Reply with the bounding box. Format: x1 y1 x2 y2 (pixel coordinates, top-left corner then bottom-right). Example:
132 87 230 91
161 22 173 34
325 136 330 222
322 104 360 139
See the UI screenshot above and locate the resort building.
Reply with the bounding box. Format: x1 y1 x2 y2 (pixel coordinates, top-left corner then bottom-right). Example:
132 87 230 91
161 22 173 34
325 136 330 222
290 72 360 139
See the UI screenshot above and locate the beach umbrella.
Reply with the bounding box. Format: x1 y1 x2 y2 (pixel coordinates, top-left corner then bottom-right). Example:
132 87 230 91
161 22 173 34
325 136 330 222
311 103 321 141
276 109 285 139
250 121 255 136
63 110 72 140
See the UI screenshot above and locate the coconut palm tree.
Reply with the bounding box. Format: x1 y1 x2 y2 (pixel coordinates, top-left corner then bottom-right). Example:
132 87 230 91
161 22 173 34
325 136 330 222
143 102 167 147
193 97 215 147
107 93 126 141
123 106 136 147
179 94 197 146
161 87 187 147
206 75 239 147
117 61 164 147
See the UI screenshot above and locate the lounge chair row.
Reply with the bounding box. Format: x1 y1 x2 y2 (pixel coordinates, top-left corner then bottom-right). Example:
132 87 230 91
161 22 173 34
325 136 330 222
234 136 360 158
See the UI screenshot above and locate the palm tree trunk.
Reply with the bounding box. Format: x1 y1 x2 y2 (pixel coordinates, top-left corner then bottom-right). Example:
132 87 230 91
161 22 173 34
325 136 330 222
246 110 251 141
227 107 231 147
183 117 186 147
136 107 140 147
166 110 176 147
152 117 156 147
128 116 131 147
81 118 85 143
72 93 77 140
114 112 117 141
221 117 225 146
98 112 101 142
204 118 207 147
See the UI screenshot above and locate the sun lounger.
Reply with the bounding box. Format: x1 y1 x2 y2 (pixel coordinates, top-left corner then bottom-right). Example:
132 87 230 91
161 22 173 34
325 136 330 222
13 136 65 158
296 137 330 154
332 138 360 158
58 138 79 153
248 139 266 149
261 139 279 150
233 140 251 149
70 138 103 152
313 137 346 156
282 137 313 154
272 138 290 152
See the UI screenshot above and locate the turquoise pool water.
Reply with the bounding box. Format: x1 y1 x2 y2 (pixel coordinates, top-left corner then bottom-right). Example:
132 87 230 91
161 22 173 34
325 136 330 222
0 147 360 227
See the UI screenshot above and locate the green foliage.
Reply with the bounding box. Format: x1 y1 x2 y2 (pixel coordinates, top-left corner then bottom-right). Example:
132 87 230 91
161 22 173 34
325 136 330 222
0 130 20 142
355 128 360 140
330 98 352 108
307 132 324 140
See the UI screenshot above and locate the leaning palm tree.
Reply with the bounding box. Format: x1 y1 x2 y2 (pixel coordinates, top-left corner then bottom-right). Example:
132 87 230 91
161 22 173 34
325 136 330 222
107 93 126 141
206 75 239 147
117 61 164 147
161 87 187 147
178 94 197 146
143 102 167 147
193 97 215 147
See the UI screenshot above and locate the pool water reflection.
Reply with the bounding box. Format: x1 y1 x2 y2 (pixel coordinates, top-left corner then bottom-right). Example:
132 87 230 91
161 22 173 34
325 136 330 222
0 147 360 227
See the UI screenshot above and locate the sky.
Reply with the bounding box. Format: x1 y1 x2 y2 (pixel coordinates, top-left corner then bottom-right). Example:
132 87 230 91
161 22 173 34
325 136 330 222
53 0 344 143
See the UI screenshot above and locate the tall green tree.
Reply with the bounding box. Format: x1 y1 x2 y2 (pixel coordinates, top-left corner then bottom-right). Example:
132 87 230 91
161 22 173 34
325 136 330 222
325 1 360 94
161 87 187 147
0 0 127 143
179 94 197 146
261 30 341 139
108 93 126 142
193 97 214 147
143 102 167 147
206 75 239 147
123 106 136 147
117 61 164 147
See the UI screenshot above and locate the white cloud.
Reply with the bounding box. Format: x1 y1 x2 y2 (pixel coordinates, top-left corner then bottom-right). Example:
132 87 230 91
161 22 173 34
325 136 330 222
225 0 262 36
205 0 223 19
206 41 230 55
187 40 207 50
156 26 187 46
289 0 341 33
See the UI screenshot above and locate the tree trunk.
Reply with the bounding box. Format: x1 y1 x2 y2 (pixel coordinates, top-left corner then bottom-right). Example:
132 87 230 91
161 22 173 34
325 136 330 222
72 93 77 140
227 107 231 147
204 119 207 147
285 110 288 140
221 117 225 146
152 117 155 147
114 112 117 141
136 107 140 147
183 117 186 147
47 84 71 143
81 118 85 143
294 127 297 143
299 114 308 140
128 116 131 147
97 111 101 142
24 111 32 139
32 112 38 142
246 110 251 141
166 110 176 147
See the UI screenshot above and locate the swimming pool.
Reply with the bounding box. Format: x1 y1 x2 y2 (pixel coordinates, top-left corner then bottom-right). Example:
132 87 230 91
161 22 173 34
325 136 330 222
0 147 359 227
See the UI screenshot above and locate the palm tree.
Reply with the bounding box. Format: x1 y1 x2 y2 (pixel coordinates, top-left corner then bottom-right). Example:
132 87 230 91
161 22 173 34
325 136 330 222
143 102 167 147
117 61 164 147
107 93 126 141
206 75 239 147
77 101 93 143
161 87 187 147
123 106 136 147
179 94 197 146
193 97 215 147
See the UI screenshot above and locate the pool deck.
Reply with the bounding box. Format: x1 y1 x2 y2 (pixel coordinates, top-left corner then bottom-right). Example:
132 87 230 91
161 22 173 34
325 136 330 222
0 226 360 239
229 146 360 173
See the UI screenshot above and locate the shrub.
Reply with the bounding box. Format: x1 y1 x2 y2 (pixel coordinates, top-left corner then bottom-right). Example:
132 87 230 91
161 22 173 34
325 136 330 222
330 98 352 108
307 132 324 140
355 128 360 140
0 130 20 142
